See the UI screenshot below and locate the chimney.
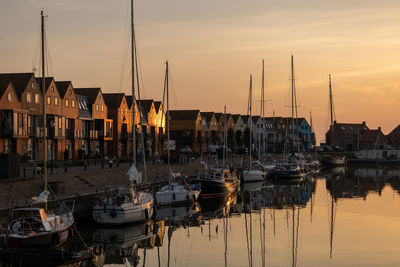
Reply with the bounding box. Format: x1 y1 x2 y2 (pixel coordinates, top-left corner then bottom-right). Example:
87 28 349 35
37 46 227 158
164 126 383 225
362 121 366 126
378 126 381 132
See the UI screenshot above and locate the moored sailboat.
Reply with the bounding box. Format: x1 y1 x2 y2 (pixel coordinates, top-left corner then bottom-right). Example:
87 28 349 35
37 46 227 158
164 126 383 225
155 61 200 206
92 0 154 225
0 11 74 249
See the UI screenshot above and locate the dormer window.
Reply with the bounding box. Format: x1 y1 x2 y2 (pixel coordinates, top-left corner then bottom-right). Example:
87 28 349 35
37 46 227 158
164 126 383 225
69 90 72 95
7 92 13 102
31 83 34 89
51 86 54 92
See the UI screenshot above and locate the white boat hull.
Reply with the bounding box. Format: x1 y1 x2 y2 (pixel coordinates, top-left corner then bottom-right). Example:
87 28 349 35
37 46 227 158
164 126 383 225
92 194 154 225
156 190 200 206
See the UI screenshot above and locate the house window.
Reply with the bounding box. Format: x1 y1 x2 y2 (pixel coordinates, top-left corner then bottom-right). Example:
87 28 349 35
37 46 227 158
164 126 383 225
58 117 62 129
68 89 72 95
51 86 54 92
71 99 76 108
101 105 104 112
96 104 99 111
27 92 32 103
120 109 123 114
35 93 39 104
47 96 51 105
8 92 13 102
54 97 59 106
31 83 34 89
65 99 69 107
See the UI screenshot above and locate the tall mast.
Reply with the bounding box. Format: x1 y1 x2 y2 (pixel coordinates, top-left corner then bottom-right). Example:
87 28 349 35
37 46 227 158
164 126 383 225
329 74 334 148
223 106 227 166
165 61 171 183
249 75 252 169
291 55 295 153
131 0 136 164
259 60 265 161
41 10 48 211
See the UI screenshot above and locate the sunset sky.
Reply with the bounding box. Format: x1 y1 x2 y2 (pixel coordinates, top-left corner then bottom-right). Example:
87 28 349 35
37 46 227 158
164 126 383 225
1 0 400 143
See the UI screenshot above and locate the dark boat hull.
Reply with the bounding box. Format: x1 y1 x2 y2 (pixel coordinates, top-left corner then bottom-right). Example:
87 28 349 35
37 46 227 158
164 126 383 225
1 227 71 249
198 179 237 198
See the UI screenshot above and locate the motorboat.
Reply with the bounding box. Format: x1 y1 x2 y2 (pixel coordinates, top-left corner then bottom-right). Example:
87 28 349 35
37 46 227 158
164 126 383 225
273 162 303 179
155 181 200 206
197 166 239 198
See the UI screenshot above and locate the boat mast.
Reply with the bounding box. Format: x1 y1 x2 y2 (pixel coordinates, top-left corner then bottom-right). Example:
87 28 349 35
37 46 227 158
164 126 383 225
132 0 147 182
131 0 136 164
249 75 253 169
223 106 227 167
259 59 265 161
329 74 335 149
165 61 171 183
41 10 48 211
290 55 295 153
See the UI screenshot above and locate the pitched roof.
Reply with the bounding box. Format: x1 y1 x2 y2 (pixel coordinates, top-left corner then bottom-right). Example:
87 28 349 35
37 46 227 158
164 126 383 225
36 77 55 93
55 81 73 98
0 80 12 99
334 123 368 135
103 93 125 108
231 114 241 123
74 88 101 104
214 112 223 121
125 95 134 109
154 101 162 112
169 110 200 121
137 100 153 113
0 73 34 96
201 112 215 121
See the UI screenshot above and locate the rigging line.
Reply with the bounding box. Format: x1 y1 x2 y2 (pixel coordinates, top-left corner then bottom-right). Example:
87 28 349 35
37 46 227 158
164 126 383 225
168 67 180 110
118 0 130 92
32 22 41 74
295 206 300 267
245 213 251 267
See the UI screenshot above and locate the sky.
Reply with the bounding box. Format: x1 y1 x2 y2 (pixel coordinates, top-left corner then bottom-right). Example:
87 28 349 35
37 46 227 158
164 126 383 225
1 0 400 144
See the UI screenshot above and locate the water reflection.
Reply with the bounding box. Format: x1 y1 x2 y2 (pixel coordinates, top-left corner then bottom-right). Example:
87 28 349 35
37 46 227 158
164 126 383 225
3 167 400 266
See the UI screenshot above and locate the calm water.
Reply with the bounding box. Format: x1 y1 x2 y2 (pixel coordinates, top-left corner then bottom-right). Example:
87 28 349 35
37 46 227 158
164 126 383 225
3 167 400 266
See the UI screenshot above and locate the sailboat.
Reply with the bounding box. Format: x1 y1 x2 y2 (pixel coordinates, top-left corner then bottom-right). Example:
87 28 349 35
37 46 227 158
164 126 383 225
155 61 200 206
92 0 154 225
274 55 304 179
320 75 345 165
197 108 239 198
243 74 266 182
0 11 74 249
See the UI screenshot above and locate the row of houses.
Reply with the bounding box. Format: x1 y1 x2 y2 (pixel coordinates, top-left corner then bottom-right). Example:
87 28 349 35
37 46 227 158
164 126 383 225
0 72 313 161
0 73 165 161
325 121 400 151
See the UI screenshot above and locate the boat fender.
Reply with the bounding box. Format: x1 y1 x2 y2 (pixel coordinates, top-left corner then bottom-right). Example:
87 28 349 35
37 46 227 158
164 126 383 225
93 197 102 206
94 246 102 256
110 209 117 218
173 193 176 200
145 224 149 236
145 208 149 220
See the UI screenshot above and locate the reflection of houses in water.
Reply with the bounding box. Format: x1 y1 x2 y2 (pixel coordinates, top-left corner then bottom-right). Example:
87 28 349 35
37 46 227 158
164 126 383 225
246 178 314 209
325 168 400 199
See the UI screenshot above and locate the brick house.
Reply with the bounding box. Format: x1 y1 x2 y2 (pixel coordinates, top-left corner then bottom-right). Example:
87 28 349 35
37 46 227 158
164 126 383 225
359 128 385 150
387 125 400 149
103 93 130 158
56 81 79 159
169 110 202 153
0 73 43 159
75 88 112 157
325 121 369 151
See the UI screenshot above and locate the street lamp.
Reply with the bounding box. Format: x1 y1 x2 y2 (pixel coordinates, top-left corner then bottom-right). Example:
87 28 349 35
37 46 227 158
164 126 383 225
50 120 55 175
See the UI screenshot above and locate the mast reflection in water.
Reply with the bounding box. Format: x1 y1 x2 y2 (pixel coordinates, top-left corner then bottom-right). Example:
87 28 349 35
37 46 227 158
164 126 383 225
5 167 400 266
